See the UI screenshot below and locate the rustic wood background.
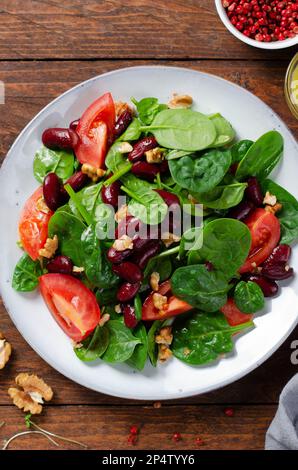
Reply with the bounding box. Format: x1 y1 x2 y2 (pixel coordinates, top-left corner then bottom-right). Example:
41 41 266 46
0 0 297 450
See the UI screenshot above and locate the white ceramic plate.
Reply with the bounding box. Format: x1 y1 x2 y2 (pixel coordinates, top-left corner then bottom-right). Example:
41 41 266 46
1 66 298 400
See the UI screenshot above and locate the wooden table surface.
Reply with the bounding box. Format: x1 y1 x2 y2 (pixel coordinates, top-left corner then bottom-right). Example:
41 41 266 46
0 0 297 451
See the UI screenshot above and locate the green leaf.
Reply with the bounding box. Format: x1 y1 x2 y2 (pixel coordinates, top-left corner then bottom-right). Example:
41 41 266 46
235 131 283 181
131 97 167 125
147 320 164 367
143 256 173 282
96 287 119 307
74 325 109 362
134 295 143 321
12 254 43 292
33 146 75 183
171 311 254 365
197 182 247 210
208 113 235 147
102 319 141 363
231 139 254 163
126 323 148 370
261 179 298 244
166 149 193 160
117 118 142 141
234 281 265 314
179 227 203 258
169 149 231 194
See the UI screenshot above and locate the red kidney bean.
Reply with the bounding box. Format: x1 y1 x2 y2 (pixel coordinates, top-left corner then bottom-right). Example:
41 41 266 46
112 261 143 283
43 172 64 211
261 263 294 280
65 171 89 192
69 119 79 131
245 177 263 206
107 247 132 264
262 244 291 268
117 282 140 302
205 261 214 272
122 304 138 329
128 136 158 162
131 161 160 182
159 159 169 174
114 110 133 138
228 200 255 221
101 181 121 208
154 189 180 207
132 240 161 270
47 255 74 275
42 128 78 150
242 274 278 297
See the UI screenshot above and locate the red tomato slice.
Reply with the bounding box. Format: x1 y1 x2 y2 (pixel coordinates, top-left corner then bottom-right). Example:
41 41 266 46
39 274 100 342
239 208 280 273
142 280 192 321
220 299 253 326
19 186 53 260
75 92 115 169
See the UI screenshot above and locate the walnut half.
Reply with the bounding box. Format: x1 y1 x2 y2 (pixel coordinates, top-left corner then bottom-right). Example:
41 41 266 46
0 331 12 370
8 373 53 415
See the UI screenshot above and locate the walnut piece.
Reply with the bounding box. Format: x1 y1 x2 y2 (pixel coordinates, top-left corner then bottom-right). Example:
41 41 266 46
82 163 106 182
161 231 181 248
73 266 85 273
36 197 51 214
115 204 129 223
155 326 173 346
265 202 282 214
115 101 132 117
119 142 133 154
38 235 58 259
112 234 133 251
114 304 122 314
158 344 173 363
145 148 165 164
263 191 277 206
153 293 168 311
98 313 110 327
0 331 12 370
8 373 53 415
168 94 193 109
150 272 160 292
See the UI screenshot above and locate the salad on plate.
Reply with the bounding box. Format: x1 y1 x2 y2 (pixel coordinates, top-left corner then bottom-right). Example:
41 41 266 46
12 91 298 370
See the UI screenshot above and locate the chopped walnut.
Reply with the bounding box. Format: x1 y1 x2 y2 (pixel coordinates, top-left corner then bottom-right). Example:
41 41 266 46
115 101 132 117
82 163 106 182
265 202 282 214
145 148 165 164
155 326 173 346
98 313 110 327
38 235 58 259
8 373 53 415
183 347 191 357
158 344 173 363
0 331 12 370
118 142 133 154
153 293 168 311
114 304 122 314
188 193 198 204
263 191 277 206
36 197 50 214
168 94 193 109
161 231 181 248
115 204 129 223
150 272 160 292
112 235 133 251
73 266 85 273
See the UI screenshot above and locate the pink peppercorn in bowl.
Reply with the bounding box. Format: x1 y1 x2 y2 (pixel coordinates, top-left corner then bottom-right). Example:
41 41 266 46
215 0 298 50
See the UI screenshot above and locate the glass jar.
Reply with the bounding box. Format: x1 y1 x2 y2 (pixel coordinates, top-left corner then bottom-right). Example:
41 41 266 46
285 53 298 120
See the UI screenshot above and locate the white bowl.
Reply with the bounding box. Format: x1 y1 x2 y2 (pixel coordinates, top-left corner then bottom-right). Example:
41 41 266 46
215 0 298 50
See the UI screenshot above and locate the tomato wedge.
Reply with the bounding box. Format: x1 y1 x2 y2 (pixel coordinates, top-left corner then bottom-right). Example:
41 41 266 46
19 186 53 260
40 274 100 342
220 299 253 326
75 92 115 169
239 208 280 273
142 280 192 321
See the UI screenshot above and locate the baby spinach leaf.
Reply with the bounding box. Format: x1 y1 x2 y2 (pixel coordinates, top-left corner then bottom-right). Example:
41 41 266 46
134 295 143 321
118 118 142 141
81 225 101 285
171 311 254 365
147 320 164 367
234 281 265 314
208 113 235 148
105 142 127 173
231 139 254 163
197 182 247 209
33 146 75 183
197 218 251 279
74 325 109 362
166 149 194 160
69 183 103 223
12 253 44 292
131 97 167 125
102 319 141 363
96 287 119 307
126 323 148 370
168 149 231 194
261 179 298 244
143 256 172 282
179 227 203 258
171 265 230 312
96 252 120 289
235 131 283 181
141 109 217 151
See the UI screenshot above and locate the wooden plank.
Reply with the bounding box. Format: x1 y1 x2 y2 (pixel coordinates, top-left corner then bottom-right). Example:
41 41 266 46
0 0 295 60
0 404 274 449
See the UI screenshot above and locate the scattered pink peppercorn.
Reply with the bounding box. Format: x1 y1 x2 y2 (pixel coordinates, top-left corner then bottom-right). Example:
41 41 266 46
128 434 138 445
196 437 204 446
172 432 182 442
224 407 235 417
130 425 139 435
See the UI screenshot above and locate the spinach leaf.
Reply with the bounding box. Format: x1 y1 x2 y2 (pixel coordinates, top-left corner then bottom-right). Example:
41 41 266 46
231 139 254 163
166 149 194 160
171 265 230 312
179 227 203 258
96 252 120 289
126 323 148 370
196 182 247 209
141 109 217 151
197 218 251 279
81 225 101 285
74 325 109 362
143 256 172 282
261 179 298 244
134 295 143 321
33 146 75 183
102 319 141 363
147 320 164 367
234 281 265 313
96 287 119 307
12 253 44 292
117 118 142 141
235 131 283 181
171 311 254 365
208 113 235 147
131 97 167 125
168 149 231 194
105 142 127 173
